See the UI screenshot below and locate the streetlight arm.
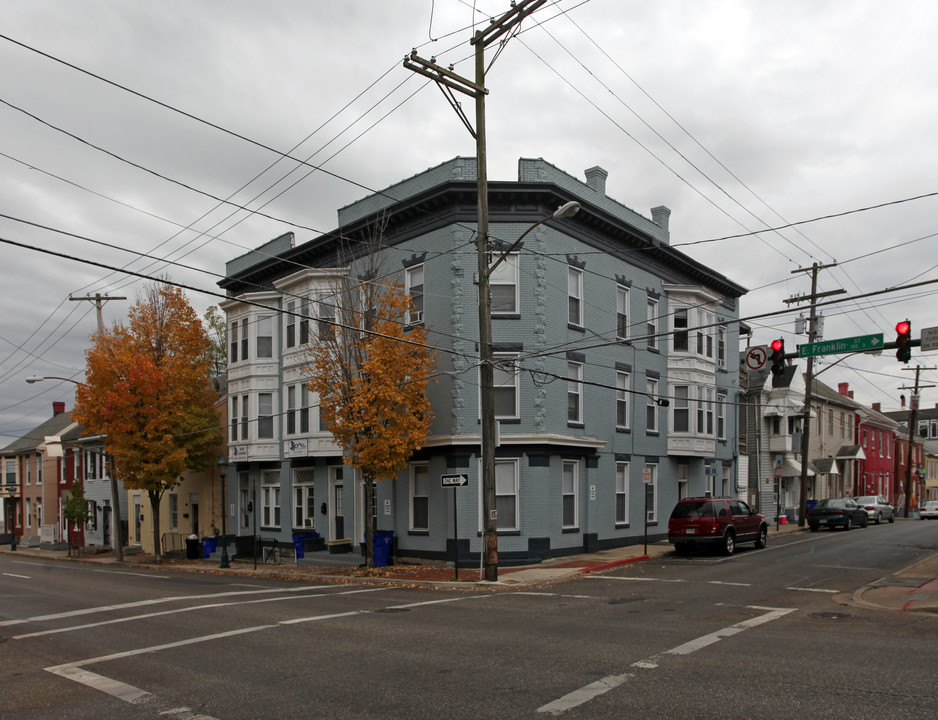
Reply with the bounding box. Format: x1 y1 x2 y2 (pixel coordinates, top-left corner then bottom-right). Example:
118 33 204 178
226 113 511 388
485 201 580 278
26 375 86 386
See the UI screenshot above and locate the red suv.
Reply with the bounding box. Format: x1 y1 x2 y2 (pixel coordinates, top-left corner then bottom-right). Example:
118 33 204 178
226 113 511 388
668 497 768 556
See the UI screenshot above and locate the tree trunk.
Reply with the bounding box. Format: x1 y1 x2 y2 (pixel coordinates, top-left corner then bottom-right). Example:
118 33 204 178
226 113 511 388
149 490 162 563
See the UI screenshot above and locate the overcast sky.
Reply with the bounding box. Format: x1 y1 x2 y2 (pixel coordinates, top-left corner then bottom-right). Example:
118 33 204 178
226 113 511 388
2 0 937 447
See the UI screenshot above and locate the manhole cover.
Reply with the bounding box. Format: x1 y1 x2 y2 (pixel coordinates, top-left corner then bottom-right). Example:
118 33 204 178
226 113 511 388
809 612 851 620
375 607 410 614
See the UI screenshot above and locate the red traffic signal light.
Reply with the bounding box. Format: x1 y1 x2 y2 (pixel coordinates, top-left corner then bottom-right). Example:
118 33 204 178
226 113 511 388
896 320 912 363
770 338 785 377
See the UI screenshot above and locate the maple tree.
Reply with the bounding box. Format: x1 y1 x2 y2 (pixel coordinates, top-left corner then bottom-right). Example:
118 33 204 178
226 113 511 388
306 269 435 567
72 282 222 561
62 480 89 557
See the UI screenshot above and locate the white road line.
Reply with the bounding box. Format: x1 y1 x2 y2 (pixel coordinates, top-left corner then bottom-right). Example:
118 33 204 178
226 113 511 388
2 572 30 579
708 581 751 587
0 584 340 628
787 587 839 593
14 586 388 639
540 606 795 715
46 666 152 704
390 594 493 609
586 576 686 583
538 674 634 716
93 569 170 578
280 610 368 625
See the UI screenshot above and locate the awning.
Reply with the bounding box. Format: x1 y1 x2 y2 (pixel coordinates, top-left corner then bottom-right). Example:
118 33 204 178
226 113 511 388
779 457 815 477
811 457 840 475
836 445 866 461
762 398 817 418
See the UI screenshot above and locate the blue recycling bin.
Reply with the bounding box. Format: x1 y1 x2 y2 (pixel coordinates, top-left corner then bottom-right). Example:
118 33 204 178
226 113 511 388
292 534 305 559
202 537 217 558
371 531 394 568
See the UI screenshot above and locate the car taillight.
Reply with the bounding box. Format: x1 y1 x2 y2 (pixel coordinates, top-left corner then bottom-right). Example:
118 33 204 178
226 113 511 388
864 505 874 510
832 510 843 515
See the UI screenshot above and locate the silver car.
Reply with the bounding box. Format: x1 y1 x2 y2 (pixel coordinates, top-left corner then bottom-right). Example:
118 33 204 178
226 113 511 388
855 495 896 524
921 500 938 520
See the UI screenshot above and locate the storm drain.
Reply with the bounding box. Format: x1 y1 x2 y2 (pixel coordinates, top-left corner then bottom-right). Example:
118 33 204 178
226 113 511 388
809 611 852 620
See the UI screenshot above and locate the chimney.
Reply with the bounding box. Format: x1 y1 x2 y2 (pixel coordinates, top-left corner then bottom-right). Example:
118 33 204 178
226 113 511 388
838 382 850 397
651 205 671 234
872 402 881 412
584 166 608 195
53 401 66 415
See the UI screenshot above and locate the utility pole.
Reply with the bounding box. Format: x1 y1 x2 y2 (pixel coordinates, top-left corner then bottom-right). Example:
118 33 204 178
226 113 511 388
786 263 840 526
899 366 935 516
70 292 126 561
404 0 545 582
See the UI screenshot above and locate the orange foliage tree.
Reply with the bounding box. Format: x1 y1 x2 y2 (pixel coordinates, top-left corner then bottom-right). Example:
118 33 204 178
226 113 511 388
306 275 435 566
72 282 223 561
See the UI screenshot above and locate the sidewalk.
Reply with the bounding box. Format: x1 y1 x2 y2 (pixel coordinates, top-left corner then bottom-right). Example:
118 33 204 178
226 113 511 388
2 522 936 614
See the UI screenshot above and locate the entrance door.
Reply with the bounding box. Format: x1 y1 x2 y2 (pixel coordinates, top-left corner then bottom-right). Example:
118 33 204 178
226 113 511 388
330 466 346 541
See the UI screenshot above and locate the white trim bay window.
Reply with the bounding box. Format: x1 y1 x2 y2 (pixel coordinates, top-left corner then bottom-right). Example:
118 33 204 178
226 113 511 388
258 393 274 439
697 386 714 436
567 361 583 424
485 459 519 532
673 307 688 352
489 252 519 314
644 463 658 522
256 315 273 358
293 469 315 529
492 354 519 419
568 266 584 326
562 460 578 529
717 391 727 440
646 378 659 433
285 384 310 436
616 462 629 525
616 371 630 430
261 471 281 528
410 463 429 531
405 264 424 324
673 385 690 432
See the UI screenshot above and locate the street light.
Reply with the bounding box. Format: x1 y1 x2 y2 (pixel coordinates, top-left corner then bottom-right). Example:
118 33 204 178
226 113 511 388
25 374 124 561
217 458 230 569
478 201 581 581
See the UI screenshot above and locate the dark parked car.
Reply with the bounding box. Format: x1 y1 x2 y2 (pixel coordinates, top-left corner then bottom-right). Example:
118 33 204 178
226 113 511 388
855 495 895 524
807 497 869 531
668 497 768 556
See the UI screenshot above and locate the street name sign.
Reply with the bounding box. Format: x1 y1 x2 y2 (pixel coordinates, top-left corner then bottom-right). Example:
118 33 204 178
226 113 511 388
798 333 883 358
921 325 938 352
441 474 469 488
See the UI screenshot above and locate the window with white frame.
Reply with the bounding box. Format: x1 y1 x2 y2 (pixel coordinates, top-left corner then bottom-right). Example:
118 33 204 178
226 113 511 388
26 498 31 527
300 297 311 345
646 299 659 349
673 385 690 432
406 264 424 324
644 463 658 522
257 393 274 439
293 469 315 529
616 371 630 429
230 320 239 363
562 460 578 528
492 459 519 531
677 463 688 499
410 463 429 531
717 391 727 440
718 325 727 368
240 318 249 361
25 455 30 485
492 354 519 419
256 315 273 358
230 397 239 442
300 385 310 434
696 308 713 358
673 307 688 352
240 396 249 440
36 452 42 485
567 362 583 424
646 378 659 432
286 386 297 435
489 253 519 314
4 459 15 486
85 500 98 531
169 493 178 530
36 498 42 527
697 387 714 435
616 462 629 524
261 471 281 527
285 301 296 349
568 266 583 326
616 285 630 340
318 294 337 341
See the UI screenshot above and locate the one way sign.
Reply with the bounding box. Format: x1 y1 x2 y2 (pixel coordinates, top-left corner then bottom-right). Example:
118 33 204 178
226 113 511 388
441 474 469 488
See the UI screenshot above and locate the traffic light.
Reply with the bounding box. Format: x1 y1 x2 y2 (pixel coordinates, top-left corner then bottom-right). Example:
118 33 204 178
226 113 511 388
896 320 912 363
770 338 785 377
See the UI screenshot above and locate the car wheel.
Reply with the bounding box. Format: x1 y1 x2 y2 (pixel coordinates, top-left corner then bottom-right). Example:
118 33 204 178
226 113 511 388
844 516 853 531
754 525 768 549
722 532 735 555
861 514 869 528
888 514 895 523
875 513 882 525
809 524 819 532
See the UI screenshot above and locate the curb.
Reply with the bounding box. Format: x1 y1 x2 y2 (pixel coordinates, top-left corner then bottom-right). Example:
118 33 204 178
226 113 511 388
579 555 650 574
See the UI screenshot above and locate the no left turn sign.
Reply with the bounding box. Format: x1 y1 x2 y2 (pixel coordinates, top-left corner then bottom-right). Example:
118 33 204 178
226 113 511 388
746 345 769 371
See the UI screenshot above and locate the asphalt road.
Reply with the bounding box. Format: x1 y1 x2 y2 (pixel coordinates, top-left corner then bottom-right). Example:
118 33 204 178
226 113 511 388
2 520 936 719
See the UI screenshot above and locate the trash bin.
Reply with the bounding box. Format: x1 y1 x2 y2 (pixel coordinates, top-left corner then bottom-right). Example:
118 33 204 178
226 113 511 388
185 535 201 559
292 534 305 559
202 537 217 558
371 531 394 568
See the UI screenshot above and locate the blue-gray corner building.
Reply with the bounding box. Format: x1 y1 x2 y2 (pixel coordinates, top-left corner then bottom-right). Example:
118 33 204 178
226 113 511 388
218 157 747 565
